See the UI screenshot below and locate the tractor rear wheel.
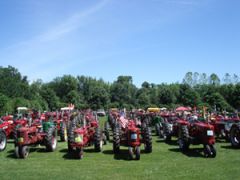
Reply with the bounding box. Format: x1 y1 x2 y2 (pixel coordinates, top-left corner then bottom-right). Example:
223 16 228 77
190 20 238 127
45 127 57 152
155 123 160 136
67 120 75 152
104 121 110 141
19 146 29 159
163 123 172 142
144 126 152 153
113 125 120 154
60 122 67 142
76 147 83 159
230 124 240 148
94 127 103 152
0 130 7 152
135 146 140 160
13 125 22 147
178 125 189 152
204 144 216 158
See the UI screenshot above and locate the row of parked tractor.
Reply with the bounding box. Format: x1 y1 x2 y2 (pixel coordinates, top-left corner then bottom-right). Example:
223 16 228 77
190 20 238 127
1 107 240 160
105 107 240 158
0 107 109 159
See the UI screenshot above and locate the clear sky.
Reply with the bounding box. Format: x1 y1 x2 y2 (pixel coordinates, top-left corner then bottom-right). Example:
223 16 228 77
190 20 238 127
0 0 239 86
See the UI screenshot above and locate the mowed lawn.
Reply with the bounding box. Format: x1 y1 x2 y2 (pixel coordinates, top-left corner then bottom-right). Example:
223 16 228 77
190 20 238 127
0 117 240 180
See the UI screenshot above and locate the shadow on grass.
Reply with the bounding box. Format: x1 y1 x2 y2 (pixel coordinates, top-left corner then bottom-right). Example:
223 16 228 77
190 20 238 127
59 149 68 153
62 152 81 160
6 151 17 159
103 149 141 161
6 146 48 159
156 139 178 146
221 145 239 150
169 147 205 158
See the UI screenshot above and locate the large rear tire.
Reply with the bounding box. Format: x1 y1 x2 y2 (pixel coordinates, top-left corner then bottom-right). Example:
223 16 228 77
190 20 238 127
94 127 103 152
104 121 110 141
60 122 67 142
163 123 172 142
113 125 120 154
178 125 189 152
45 127 57 152
155 123 160 136
0 130 7 152
230 124 240 148
144 126 152 153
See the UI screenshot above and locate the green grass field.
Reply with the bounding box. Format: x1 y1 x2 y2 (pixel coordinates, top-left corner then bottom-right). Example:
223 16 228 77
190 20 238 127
0 117 239 180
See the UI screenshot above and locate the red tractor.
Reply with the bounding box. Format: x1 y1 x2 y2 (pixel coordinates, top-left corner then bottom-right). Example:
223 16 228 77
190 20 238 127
160 113 180 142
0 115 28 151
52 111 69 142
15 117 57 159
67 113 104 159
178 119 216 158
113 116 152 160
210 115 240 141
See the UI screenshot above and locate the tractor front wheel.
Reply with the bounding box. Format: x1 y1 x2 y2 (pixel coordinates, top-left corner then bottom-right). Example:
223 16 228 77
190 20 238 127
135 146 140 160
76 147 83 159
19 146 29 159
204 144 216 158
128 147 134 160
0 130 7 152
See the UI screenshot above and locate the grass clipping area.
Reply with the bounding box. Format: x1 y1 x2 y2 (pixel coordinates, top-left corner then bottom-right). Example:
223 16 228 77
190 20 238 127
0 117 239 180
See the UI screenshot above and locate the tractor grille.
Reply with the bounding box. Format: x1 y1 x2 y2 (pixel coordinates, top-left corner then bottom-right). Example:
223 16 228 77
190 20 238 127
130 133 137 142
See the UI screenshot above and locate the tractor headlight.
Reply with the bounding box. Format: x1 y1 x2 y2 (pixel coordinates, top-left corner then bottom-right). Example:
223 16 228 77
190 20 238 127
18 137 24 143
207 130 214 136
74 134 83 143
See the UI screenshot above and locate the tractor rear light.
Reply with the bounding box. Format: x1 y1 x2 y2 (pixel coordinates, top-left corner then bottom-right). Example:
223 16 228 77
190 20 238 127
131 133 137 140
207 130 214 136
74 134 83 143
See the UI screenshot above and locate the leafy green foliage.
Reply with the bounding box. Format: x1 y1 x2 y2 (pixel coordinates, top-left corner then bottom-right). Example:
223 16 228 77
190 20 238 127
0 67 239 115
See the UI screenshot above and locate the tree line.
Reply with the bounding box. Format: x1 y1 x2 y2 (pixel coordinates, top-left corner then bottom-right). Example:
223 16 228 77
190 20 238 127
0 66 240 115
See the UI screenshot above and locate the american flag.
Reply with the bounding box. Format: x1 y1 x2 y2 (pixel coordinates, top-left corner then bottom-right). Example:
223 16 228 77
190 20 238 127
119 116 128 129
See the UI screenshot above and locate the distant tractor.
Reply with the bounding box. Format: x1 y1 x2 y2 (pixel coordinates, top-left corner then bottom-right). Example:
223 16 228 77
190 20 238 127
67 113 105 159
178 119 216 158
113 116 152 160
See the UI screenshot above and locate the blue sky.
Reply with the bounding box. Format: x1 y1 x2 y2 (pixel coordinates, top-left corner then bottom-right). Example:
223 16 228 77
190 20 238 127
0 0 239 86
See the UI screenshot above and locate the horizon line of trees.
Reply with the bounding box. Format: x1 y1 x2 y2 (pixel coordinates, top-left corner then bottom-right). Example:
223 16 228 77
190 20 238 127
0 65 240 115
